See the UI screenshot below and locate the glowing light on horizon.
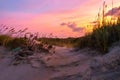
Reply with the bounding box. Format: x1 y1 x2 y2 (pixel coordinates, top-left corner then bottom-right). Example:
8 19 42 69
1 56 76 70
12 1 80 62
0 0 120 38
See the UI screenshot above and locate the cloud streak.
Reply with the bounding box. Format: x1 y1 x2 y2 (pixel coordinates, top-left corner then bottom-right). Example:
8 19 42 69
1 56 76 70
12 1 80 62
61 22 84 32
105 6 120 17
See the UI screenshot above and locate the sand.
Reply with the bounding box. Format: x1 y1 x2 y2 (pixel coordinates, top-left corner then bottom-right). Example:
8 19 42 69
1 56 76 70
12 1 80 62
0 46 120 80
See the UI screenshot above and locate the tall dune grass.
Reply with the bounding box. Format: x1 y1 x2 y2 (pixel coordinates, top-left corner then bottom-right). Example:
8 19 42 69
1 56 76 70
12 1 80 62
0 25 32 49
78 18 120 53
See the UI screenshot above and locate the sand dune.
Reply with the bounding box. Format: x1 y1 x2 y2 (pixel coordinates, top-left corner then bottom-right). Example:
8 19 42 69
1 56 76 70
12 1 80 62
0 46 120 80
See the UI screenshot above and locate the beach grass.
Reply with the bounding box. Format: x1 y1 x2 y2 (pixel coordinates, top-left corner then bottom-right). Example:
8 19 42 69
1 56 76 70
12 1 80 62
78 18 120 53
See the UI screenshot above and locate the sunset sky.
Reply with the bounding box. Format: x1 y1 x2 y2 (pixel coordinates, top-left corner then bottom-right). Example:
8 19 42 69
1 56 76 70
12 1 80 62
0 0 120 38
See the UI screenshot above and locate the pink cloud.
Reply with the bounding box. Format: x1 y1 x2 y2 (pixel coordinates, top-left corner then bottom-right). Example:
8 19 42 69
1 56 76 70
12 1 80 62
61 22 84 32
105 6 120 17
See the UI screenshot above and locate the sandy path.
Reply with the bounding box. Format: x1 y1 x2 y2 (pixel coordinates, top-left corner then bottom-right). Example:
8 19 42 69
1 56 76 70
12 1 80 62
0 57 52 80
40 47 93 80
0 46 91 80
0 46 120 80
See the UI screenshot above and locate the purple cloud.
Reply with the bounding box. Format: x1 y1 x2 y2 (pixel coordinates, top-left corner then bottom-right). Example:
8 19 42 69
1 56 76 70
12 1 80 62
61 22 84 32
105 6 120 17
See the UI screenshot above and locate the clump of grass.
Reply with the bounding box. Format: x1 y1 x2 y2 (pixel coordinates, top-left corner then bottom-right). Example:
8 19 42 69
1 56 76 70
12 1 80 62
6 38 27 49
0 25 55 54
0 25 29 49
0 34 28 49
0 35 12 46
78 18 120 53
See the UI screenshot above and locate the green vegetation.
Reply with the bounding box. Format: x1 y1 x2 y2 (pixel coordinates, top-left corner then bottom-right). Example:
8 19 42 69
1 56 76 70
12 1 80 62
78 18 120 53
39 37 80 48
6 38 27 49
0 35 12 46
0 35 27 49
